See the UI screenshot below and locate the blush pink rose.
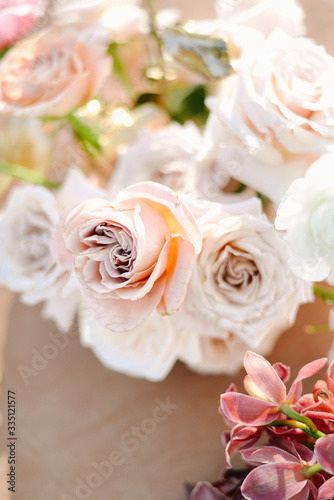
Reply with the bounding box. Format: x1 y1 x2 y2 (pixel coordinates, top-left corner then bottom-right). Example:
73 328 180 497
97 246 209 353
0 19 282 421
61 181 202 331
0 0 47 51
0 26 112 117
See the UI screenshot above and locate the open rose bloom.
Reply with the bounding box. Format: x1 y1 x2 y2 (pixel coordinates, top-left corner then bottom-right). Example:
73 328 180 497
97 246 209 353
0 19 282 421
61 182 202 331
0 25 111 117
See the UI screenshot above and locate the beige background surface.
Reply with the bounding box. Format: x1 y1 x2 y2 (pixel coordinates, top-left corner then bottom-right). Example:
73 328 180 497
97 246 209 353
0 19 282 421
1 1 334 499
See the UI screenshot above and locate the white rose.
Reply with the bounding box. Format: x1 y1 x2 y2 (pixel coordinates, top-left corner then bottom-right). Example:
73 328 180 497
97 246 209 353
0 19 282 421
214 0 305 50
52 0 149 43
201 30 334 204
237 30 334 155
109 122 200 197
275 153 334 282
180 197 312 348
78 307 188 382
178 326 281 376
0 168 105 330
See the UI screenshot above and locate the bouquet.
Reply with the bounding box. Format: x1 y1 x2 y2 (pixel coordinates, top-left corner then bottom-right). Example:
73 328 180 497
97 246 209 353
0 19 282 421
0 0 333 383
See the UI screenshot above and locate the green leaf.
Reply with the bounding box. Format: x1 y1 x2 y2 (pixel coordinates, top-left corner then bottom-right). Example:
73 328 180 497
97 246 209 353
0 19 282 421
0 161 60 189
67 113 102 156
167 84 208 125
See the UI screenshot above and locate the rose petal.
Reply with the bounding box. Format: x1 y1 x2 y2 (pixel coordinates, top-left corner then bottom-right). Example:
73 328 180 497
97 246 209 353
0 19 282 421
158 236 196 315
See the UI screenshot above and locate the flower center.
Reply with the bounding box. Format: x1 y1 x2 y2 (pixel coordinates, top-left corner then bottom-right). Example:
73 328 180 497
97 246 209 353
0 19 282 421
94 223 136 276
214 246 260 291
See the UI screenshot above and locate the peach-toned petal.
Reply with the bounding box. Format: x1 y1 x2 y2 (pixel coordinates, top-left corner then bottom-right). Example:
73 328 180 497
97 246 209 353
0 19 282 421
158 236 196 315
115 181 202 252
83 275 166 331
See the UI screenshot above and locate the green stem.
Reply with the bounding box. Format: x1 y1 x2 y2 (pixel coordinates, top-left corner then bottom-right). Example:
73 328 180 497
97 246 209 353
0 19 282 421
303 463 323 478
67 113 101 155
268 419 325 440
0 161 59 189
305 324 330 334
107 43 137 99
313 284 334 305
147 0 166 75
280 403 326 438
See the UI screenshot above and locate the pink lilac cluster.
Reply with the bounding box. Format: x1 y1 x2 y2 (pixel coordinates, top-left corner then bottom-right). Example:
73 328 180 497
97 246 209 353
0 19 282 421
188 352 334 500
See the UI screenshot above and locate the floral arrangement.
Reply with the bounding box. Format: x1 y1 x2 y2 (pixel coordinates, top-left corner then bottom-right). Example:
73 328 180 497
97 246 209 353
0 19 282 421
187 351 334 500
0 0 334 384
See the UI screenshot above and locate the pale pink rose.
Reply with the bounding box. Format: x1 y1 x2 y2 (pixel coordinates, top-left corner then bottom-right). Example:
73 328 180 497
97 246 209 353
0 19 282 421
0 26 112 117
61 182 202 332
0 0 47 50
201 30 334 204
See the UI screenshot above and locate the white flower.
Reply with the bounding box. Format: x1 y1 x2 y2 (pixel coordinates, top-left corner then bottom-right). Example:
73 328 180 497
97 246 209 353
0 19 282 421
178 326 281 376
237 31 334 153
0 168 105 330
52 0 149 43
78 307 187 382
214 0 305 50
109 122 201 197
275 153 334 282
200 30 334 204
180 197 312 348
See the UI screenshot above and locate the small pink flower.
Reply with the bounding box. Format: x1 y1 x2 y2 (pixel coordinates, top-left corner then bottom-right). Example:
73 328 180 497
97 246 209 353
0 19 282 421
297 360 334 433
220 352 326 426
241 439 323 500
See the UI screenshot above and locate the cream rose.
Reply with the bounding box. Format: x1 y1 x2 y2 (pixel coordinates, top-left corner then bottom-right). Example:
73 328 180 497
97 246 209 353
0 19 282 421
237 30 334 155
0 168 105 330
78 307 187 381
275 153 334 282
110 122 200 197
201 30 334 204
179 197 312 348
0 26 112 117
62 182 202 332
